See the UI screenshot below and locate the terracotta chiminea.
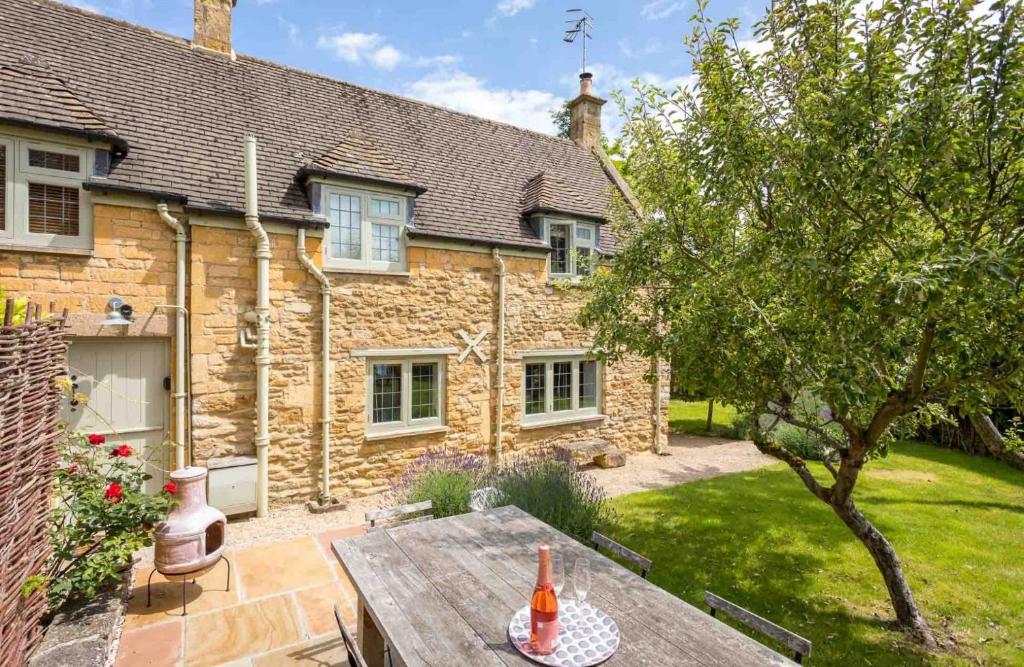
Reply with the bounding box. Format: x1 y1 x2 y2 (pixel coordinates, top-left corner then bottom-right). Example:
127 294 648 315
154 467 227 574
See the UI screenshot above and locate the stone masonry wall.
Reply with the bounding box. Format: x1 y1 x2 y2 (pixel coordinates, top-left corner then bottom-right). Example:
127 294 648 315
2 200 668 507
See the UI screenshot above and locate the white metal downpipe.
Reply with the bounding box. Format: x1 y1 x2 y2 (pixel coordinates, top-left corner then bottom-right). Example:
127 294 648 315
244 136 272 517
156 203 188 471
296 228 332 503
492 248 506 463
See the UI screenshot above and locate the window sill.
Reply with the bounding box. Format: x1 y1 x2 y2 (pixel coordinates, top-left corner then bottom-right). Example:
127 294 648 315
323 266 411 278
0 242 93 257
520 414 608 430
546 277 588 288
365 424 450 441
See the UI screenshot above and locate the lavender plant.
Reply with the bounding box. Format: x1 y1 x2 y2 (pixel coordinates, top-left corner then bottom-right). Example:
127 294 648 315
488 453 613 544
386 447 487 518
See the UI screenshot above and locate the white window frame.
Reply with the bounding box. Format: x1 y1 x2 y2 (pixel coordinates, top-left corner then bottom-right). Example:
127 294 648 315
364 356 446 437
520 355 602 426
323 186 406 272
0 135 93 250
543 218 597 279
0 137 12 239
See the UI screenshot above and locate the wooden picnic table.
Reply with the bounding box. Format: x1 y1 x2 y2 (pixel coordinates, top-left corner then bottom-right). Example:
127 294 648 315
332 505 795 667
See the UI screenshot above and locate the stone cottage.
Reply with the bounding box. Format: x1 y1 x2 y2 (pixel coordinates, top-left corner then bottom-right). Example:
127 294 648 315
0 0 668 515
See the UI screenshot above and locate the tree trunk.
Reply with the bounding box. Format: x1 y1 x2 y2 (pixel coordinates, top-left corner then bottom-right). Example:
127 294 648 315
831 499 938 649
968 413 1024 471
706 400 715 432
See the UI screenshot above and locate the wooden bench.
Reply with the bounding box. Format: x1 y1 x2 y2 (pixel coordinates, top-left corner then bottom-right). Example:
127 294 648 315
554 438 626 468
705 591 812 664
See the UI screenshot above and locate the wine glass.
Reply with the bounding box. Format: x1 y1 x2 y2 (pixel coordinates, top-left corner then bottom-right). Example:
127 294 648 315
573 558 591 610
551 554 565 599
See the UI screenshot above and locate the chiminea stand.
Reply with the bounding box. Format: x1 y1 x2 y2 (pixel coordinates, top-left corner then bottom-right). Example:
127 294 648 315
150 466 231 616
146 556 231 616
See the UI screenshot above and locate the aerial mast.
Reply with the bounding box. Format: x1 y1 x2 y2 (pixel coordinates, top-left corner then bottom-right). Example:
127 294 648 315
563 8 594 73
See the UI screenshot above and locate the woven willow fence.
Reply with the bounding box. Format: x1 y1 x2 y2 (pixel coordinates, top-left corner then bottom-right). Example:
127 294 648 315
0 300 67 666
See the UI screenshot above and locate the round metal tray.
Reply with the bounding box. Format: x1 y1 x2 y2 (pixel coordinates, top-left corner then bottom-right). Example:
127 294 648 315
508 601 620 666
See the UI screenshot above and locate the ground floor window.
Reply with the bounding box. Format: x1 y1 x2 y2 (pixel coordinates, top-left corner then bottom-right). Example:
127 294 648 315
366 357 445 434
521 356 601 424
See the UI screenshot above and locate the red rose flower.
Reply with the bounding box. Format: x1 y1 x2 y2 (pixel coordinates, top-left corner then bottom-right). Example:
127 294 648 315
67 464 78 475
110 444 133 458
163 481 177 495
104 482 123 502
88 434 106 446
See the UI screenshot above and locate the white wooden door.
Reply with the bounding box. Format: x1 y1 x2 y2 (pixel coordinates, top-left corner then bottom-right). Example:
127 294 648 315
62 339 170 494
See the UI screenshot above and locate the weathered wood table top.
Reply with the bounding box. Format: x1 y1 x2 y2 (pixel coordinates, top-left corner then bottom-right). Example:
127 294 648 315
332 505 795 667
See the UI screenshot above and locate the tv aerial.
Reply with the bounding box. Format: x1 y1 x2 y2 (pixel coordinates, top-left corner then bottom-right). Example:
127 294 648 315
563 8 594 73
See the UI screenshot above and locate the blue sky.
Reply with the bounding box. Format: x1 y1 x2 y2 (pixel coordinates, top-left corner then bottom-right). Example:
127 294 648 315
61 0 764 136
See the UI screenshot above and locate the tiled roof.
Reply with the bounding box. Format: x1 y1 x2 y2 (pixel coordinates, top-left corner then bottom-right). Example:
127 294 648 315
0 63 124 150
302 130 424 194
521 171 604 221
0 0 622 248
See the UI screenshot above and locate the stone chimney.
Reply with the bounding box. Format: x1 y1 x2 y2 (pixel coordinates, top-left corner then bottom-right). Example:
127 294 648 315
193 0 237 55
568 72 606 149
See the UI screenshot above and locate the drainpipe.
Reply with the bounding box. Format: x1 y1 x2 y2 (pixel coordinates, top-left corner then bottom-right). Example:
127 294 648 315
492 248 506 463
296 228 332 504
156 202 188 471
244 136 272 517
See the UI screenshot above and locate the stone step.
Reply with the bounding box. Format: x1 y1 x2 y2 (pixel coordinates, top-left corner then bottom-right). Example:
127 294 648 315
554 439 626 468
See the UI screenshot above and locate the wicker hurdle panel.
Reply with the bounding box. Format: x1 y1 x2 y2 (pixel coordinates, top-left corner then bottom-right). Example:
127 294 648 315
0 300 67 666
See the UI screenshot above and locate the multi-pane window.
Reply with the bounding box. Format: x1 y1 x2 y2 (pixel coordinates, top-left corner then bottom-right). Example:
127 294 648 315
524 363 546 415
324 188 406 271
521 356 602 423
546 220 597 278
366 357 445 433
0 144 6 232
550 223 570 274
411 363 438 419
328 193 361 260
1 136 90 249
372 223 400 262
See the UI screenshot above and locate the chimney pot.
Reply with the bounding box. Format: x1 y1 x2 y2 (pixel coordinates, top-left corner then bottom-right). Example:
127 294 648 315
568 72 605 150
194 0 237 56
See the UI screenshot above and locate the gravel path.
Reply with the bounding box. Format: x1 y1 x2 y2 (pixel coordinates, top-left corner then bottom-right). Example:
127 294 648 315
584 434 778 498
137 436 775 563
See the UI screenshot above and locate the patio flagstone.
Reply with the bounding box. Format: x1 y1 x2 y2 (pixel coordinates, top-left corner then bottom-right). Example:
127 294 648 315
117 525 362 666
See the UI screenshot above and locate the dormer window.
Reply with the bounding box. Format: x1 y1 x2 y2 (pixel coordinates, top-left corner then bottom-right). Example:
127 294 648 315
544 218 597 279
323 186 407 272
1 136 92 251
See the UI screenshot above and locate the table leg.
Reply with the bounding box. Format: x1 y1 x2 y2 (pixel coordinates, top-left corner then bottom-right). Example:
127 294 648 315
358 598 389 667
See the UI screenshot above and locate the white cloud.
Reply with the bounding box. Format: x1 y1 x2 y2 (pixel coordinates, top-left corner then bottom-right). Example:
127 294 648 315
414 54 462 67
496 0 535 17
277 16 302 47
640 1 687 20
371 45 402 70
405 69 562 135
317 31 405 70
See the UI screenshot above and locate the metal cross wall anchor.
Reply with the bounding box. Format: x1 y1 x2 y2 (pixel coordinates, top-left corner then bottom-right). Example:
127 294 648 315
458 330 488 363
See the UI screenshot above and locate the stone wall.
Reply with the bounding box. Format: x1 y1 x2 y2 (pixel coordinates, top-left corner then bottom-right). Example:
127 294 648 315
2 201 669 508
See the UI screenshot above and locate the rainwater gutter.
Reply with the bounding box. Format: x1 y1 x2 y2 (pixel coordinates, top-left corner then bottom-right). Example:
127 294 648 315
244 136 272 517
492 248 506 463
156 202 188 471
296 227 334 506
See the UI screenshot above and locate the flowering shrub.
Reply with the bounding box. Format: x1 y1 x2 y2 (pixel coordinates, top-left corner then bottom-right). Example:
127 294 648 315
488 454 613 544
386 447 487 518
24 429 175 607
387 447 613 544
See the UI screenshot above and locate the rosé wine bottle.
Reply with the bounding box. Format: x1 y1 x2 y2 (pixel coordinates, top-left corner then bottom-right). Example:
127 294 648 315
530 545 559 654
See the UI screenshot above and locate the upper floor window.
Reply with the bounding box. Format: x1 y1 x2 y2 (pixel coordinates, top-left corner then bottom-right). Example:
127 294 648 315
1 136 92 251
324 187 407 272
546 219 597 279
521 355 601 426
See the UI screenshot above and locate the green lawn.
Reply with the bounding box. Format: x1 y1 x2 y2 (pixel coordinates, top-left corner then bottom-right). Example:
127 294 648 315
669 399 739 436
604 442 1024 665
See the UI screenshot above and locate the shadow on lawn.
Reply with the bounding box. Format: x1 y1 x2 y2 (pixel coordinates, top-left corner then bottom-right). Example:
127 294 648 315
606 467 937 666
